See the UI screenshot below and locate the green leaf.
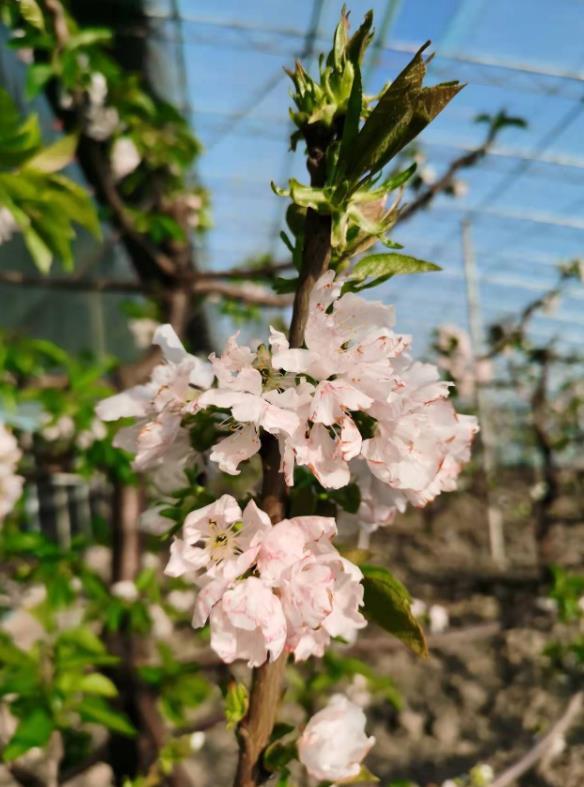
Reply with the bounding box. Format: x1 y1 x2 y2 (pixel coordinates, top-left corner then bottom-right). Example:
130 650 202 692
330 482 361 514
77 696 136 736
331 9 349 69
475 110 527 133
269 723 296 744
224 681 249 730
65 28 112 49
346 11 374 65
18 0 45 30
48 174 101 238
274 772 290 787
360 564 428 657
348 253 441 292
381 162 417 192
56 626 108 658
273 276 299 294
344 765 380 783
339 54 363 167
341 43 464 182
263 740 297 773
0 89 41 168
78 673 118 697
3 708 54 762
21 225 52 272
24 134 77 174
25 63 53 99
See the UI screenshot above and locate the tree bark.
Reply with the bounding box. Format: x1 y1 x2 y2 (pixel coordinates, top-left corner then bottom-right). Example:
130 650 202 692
531 350 559 572
233 125 333 787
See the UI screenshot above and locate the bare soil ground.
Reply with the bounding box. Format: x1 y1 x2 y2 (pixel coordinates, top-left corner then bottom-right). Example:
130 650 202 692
192 471 584 786
2 473 581 787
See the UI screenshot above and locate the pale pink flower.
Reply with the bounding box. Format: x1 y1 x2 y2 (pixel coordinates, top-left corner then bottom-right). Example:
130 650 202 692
298 695 375 783
85 72 119 141
111 580 139 603
269 272 412 488
128 317 160 350
207 576 287 667
269 273 478 503
165 495 270 582
197 333 299 475
436 324 492 400
255 515 366 661
0 423 23 521
96 325 212 471
282 552 366 661
339 460 399 541
362 362 478 507
0 207 18 244
270 272 407 392
208 424 260 475
111 137 141 181
293 423 352 489
147 428 199 495
172 503 366 666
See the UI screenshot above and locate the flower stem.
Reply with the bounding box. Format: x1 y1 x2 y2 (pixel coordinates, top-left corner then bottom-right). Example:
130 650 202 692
233 128 333 786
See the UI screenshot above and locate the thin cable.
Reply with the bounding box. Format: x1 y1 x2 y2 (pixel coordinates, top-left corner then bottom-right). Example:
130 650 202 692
169 0 192 119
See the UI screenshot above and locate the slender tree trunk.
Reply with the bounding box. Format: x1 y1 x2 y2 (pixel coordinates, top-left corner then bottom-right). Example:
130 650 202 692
233 127 333 787
106 291 198 785
531 351 559 573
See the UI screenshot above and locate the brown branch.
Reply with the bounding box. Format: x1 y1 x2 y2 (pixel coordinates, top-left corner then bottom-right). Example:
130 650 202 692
6 766 47 787
480 286 561 361
531 350 560 571
192 280 291 307
0 270 291 307
201 260 295 280
233 126 334 787
398 125 498 224
350 623 502 656
173 712 225 737
0 269 144 292
43 0 69 47
490 692 583 787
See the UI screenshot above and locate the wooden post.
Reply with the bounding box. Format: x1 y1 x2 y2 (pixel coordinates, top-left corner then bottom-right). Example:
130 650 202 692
461 219 506 568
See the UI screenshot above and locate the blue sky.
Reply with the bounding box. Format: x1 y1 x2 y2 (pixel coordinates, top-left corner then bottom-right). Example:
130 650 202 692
166 0 584 351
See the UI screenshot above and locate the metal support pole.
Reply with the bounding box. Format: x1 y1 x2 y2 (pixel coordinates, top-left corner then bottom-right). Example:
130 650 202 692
461 219 506 567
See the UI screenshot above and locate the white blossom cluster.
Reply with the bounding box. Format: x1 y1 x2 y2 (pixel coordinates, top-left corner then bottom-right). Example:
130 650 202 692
0 422 23 522
99 274 478 531
94 271 480 781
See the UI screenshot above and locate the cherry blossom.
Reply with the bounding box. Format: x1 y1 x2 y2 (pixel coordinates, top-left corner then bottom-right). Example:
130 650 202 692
96 325 213 471
436 324 492 400
206 576 288 667
338 459 399 544
111 137 141 181
269 272 477 500
165 495 271 582
268 272 409 487
108 274 476 510
128 317 160 350
298 694 375 783
146 428 200 495
85 73 120 141
196 333 299 475
0 422 23 522
264 516 366 660
165 499 366 666
0 207 18 244
362 361 478 506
